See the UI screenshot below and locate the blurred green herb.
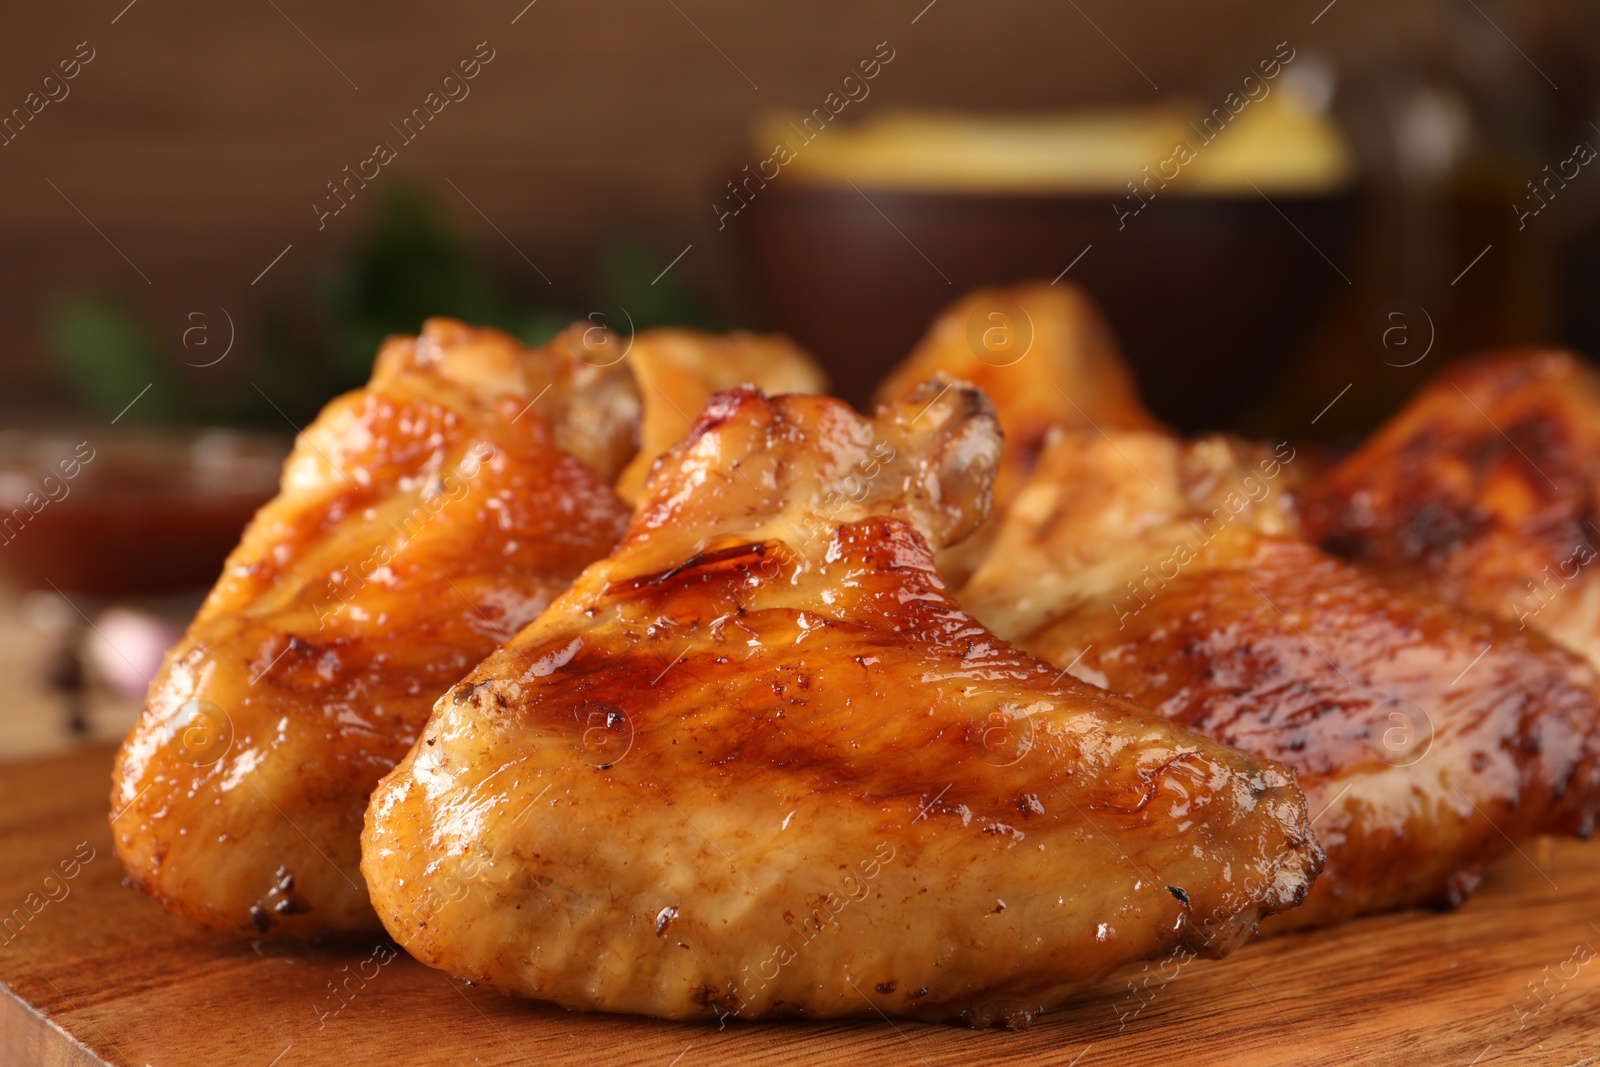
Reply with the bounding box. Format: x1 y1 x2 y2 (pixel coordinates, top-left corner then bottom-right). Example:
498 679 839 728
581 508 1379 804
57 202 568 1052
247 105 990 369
48 176 716 426
47 297 184 422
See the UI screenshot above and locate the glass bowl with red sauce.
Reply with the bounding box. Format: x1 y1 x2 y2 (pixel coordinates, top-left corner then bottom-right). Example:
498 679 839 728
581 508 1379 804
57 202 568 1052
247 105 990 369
0 428 288 598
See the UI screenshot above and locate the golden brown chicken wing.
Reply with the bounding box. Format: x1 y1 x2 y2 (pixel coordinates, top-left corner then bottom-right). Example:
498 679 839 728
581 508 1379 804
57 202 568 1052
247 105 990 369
361 382 1322 1027
963 429 1600 930
1302 350 1600 671
111 319 640 936
873 281 1162 585
613 328 826 502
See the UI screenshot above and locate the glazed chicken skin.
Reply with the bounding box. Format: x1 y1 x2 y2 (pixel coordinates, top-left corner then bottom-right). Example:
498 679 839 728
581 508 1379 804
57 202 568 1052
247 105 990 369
362 382 1322 1027
111 319 826 937
963 430 1600 930
873 281 1161 584
110 320 642 936
614 328 826 502
1302 350 1600 671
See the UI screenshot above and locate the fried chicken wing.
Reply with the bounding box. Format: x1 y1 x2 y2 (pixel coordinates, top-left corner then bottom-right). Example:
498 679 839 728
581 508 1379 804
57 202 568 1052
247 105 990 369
110 320 639 936
361 381 1321 1027
963 430 1600 930
614 328 826 502
873 282 1161 584
1302 350 1600 670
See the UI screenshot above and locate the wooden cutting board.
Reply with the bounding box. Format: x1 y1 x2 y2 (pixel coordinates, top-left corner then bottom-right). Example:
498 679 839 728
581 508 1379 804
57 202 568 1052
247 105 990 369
3 746 1599 1067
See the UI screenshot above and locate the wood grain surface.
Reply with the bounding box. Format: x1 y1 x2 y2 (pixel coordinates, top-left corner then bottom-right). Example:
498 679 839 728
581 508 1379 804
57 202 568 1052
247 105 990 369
2 745 1599 1066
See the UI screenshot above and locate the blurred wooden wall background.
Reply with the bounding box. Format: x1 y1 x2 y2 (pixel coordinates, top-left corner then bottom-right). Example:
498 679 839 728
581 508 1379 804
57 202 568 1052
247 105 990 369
0 0 1314 412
